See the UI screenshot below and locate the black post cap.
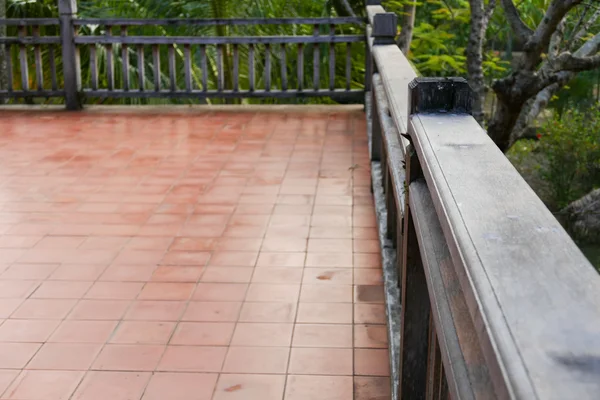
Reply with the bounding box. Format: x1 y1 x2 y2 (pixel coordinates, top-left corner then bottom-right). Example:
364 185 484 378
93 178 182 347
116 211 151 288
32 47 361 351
408 77 473 115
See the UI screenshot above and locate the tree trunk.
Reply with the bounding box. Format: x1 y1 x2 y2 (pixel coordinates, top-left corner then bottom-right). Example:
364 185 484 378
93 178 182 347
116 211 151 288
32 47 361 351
0 0 7 102
487 99 523 152
562 188 600 244
397 1 416 55
466 0 488 125
331 0 358 17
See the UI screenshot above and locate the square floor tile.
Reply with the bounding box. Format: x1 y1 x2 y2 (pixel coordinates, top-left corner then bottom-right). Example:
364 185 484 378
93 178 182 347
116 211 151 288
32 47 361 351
354 376 391 400
192 283 248 302
11 299 76 319
92 344 165 371
0 319 60 342
353 269 383 285
354 285 385 304
170 322 235 346
354 349 390 376
245 284 300 302
26 343 102 370
284 375 353 400
302 268 353 285
0 370 19 396
138 283 195 301
300 285 353 303
157 346 227 372
0 300 24 319
124 301 186 321
71 371 151 400
238 302 297 323
3 370 83 400
200 267 254 283
222 347 289 374
68 300 131 320
141 372 218 400
288 348 353 375
354 325 388 349
48 320 118 343
0 281 40 299
256 252 305 268
250 268 303 284
212 374 285 400
85 282 144 300
296 303 352 324
32 281 92 299
208 252 258 267
182 302 242 322
292 324 352 348
99 265 156 282
110 321 175 344
354 304 386 324
150 266 204 283
231 323 293 347
0 343 42 369
305 253 353 268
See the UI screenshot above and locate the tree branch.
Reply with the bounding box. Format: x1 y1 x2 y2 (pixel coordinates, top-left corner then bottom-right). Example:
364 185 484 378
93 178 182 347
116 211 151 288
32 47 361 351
569 8 600 50
485 0 497 21
500 0 534 42
523 0 583 68
558 52 600 71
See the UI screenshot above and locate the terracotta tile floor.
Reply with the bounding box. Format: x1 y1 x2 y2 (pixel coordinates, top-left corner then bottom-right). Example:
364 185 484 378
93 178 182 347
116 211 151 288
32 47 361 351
0 107 390 400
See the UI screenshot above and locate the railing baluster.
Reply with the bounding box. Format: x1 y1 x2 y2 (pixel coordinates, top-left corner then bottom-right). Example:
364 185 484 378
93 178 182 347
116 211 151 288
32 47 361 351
265 44 271 92
280 44 287 91
18 26 28 91
345 42 351 91
399 145 431 399
313 24 319 91
184 44 192 92
58 0 80 109
121 26 129 91
233 44 239 92
90 44 98 90
106 25 114 90
32 26 43 90
297 43 303 91
152 44 160 91
200 45 207 91
5 45 13 92
216 44 223 91
49 45 57 91
329 24 335 91
137 44 144 91
249 43 255 92
168 44 176 91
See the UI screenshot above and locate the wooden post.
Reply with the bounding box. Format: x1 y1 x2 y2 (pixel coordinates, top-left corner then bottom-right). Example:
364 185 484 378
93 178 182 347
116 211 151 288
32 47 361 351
371 12 397 45
369 12 396 162
59 0 82 110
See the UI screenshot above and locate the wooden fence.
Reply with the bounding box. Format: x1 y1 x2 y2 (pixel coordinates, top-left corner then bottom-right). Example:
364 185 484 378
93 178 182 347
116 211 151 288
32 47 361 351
0 0 366 109
365 2 600 400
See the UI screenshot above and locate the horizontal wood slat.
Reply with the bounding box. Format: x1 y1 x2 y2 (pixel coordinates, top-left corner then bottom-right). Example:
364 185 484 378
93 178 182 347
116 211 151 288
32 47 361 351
73 17 364 26
74 35 365 45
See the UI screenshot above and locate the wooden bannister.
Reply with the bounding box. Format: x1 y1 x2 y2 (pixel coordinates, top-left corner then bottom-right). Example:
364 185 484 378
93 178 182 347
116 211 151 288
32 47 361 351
0 2 367 106
365 3 600 400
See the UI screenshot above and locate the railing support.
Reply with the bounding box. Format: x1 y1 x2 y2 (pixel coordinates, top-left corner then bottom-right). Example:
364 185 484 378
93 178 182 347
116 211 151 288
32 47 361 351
368 9 397 163
59 0 82 110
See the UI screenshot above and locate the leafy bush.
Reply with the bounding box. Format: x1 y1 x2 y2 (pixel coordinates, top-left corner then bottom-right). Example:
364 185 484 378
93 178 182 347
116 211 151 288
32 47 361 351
536 108 600 209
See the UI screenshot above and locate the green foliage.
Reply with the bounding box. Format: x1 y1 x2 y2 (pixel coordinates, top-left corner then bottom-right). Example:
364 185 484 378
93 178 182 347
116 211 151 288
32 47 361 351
536 108 600 209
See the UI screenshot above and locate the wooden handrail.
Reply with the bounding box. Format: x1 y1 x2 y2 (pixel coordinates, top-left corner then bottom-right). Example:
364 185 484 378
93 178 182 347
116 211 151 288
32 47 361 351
365 3 600 399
